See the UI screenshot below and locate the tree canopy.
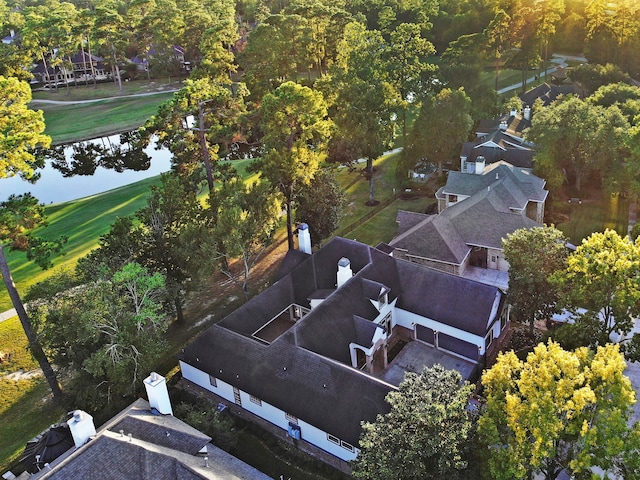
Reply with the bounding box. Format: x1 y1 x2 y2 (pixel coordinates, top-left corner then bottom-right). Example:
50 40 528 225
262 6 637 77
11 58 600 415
479 341 637 480
253 81 332 249
352 365 475 480
503 226 569 334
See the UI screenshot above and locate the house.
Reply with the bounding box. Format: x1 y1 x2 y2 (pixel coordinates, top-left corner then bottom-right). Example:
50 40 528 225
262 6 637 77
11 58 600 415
130 45 190 73
390 161 547 282
179 231 509 469
520 81 582 107
460 108 534 172
69 52 108 81
9 372 269 480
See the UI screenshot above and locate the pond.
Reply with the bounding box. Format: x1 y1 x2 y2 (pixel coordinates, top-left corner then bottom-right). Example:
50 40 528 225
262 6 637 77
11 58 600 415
0 133 172 205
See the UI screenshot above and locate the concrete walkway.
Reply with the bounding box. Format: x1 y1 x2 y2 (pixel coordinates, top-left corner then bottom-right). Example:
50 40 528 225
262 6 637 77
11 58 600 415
0 308 16 323
496 53 587 95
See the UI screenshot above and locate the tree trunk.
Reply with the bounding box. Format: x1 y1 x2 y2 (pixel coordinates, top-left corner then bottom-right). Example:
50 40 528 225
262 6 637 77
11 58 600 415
173 295 184 324
367 158 376 206
0 245 63 401
286 198 294 250
198 102 215 193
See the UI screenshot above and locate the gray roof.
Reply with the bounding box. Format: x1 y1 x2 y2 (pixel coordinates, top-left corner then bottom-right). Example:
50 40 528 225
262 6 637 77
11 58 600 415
520 82 581 107
34 398 270 480
180 238 504 446
466 114 534 168
391 162 546 262
395 261 500 336
444 162 547 206
391 214 470 265
396 210 433 235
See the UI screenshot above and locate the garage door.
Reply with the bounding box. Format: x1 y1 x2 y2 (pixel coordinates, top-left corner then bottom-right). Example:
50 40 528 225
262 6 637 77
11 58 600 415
439 333 479 361
415 325 435 345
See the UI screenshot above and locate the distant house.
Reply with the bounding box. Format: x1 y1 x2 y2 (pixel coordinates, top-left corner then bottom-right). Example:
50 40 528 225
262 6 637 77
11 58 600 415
31 52 108 86
460 108 534 172
179 232 509 469
13 372 269 480
391 161 547 280
520 81 582 107
130 45 190 73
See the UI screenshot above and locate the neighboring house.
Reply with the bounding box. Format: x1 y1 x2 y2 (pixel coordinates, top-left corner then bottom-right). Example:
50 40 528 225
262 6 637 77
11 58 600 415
69 52 108 81
9 373 269 480
179 232 509 469
130 45 190 73
460 108 534 172
391 161 548 278
2 29 18 44
520 81 582 107
32 52 108 87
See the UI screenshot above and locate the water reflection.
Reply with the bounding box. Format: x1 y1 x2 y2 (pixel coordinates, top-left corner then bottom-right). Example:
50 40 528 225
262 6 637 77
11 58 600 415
1 133 172 204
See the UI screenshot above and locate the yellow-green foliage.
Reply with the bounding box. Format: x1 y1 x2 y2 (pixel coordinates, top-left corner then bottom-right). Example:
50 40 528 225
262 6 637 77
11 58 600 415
479 341 635 479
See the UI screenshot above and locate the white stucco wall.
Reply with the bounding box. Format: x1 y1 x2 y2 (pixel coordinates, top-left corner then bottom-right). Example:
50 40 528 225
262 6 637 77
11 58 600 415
393 308 487 355
179 361 359 462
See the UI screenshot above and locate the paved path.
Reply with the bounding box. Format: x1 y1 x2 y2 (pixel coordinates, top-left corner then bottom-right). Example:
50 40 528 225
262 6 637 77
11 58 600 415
0 308 16 322
30 88 179 105
496 54 587 95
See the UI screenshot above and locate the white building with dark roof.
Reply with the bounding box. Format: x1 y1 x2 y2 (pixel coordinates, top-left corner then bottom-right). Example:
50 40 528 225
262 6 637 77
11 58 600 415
179 236 509 470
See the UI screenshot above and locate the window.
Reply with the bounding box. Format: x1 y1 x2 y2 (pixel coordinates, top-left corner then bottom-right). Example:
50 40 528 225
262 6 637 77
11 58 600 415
250 395 262 406
285 412 298 424
327 434 340 445
491 255 496 263
485 330 493 350
340 440 354 452
208 375 217 387
233 387 242 406
500 313 507 331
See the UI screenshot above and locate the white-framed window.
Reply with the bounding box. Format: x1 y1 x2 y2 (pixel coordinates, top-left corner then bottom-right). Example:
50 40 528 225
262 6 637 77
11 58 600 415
327 434 340 445
285 412 298 424
250 395 262 406
500 313 507 331
209 375 217 387
485 330 493 350
233 387 242 406
340 440 354 452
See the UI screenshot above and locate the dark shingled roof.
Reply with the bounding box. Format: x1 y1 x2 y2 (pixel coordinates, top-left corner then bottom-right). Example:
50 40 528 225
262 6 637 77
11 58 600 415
520 82 581 107
395 261 500 336
180 238 504 447
40 436 208 480
180 325 393 446
391 215 470 265
396 210 433 235
109 415 210 456
392 161 546 261
33 398 270 480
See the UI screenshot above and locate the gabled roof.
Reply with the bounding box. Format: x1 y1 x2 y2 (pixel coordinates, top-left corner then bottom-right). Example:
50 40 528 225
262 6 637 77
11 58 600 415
468 114 534 168
394 261 501 336
520 82 582 107
444 162 547 206
33 398 269 480
393 162 546 255
391 213 470 265
180 237 504 446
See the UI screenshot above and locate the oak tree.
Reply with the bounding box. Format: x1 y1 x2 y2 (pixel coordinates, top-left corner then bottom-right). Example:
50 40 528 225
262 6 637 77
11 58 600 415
352 365 475 480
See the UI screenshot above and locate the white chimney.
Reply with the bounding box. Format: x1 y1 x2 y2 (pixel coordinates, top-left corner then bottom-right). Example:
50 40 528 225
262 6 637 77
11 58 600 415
144 372 173 415
499 120 508 130
337 257 353 288
510 108 518 117
298 223 311 254
67 410 96 448
475 156 485 175
524 106 531 121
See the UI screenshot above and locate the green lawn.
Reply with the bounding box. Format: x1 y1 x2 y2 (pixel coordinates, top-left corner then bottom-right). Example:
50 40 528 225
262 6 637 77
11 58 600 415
35 93 174 144
555 193 629 245
0 318 65 472
31 77 182 101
